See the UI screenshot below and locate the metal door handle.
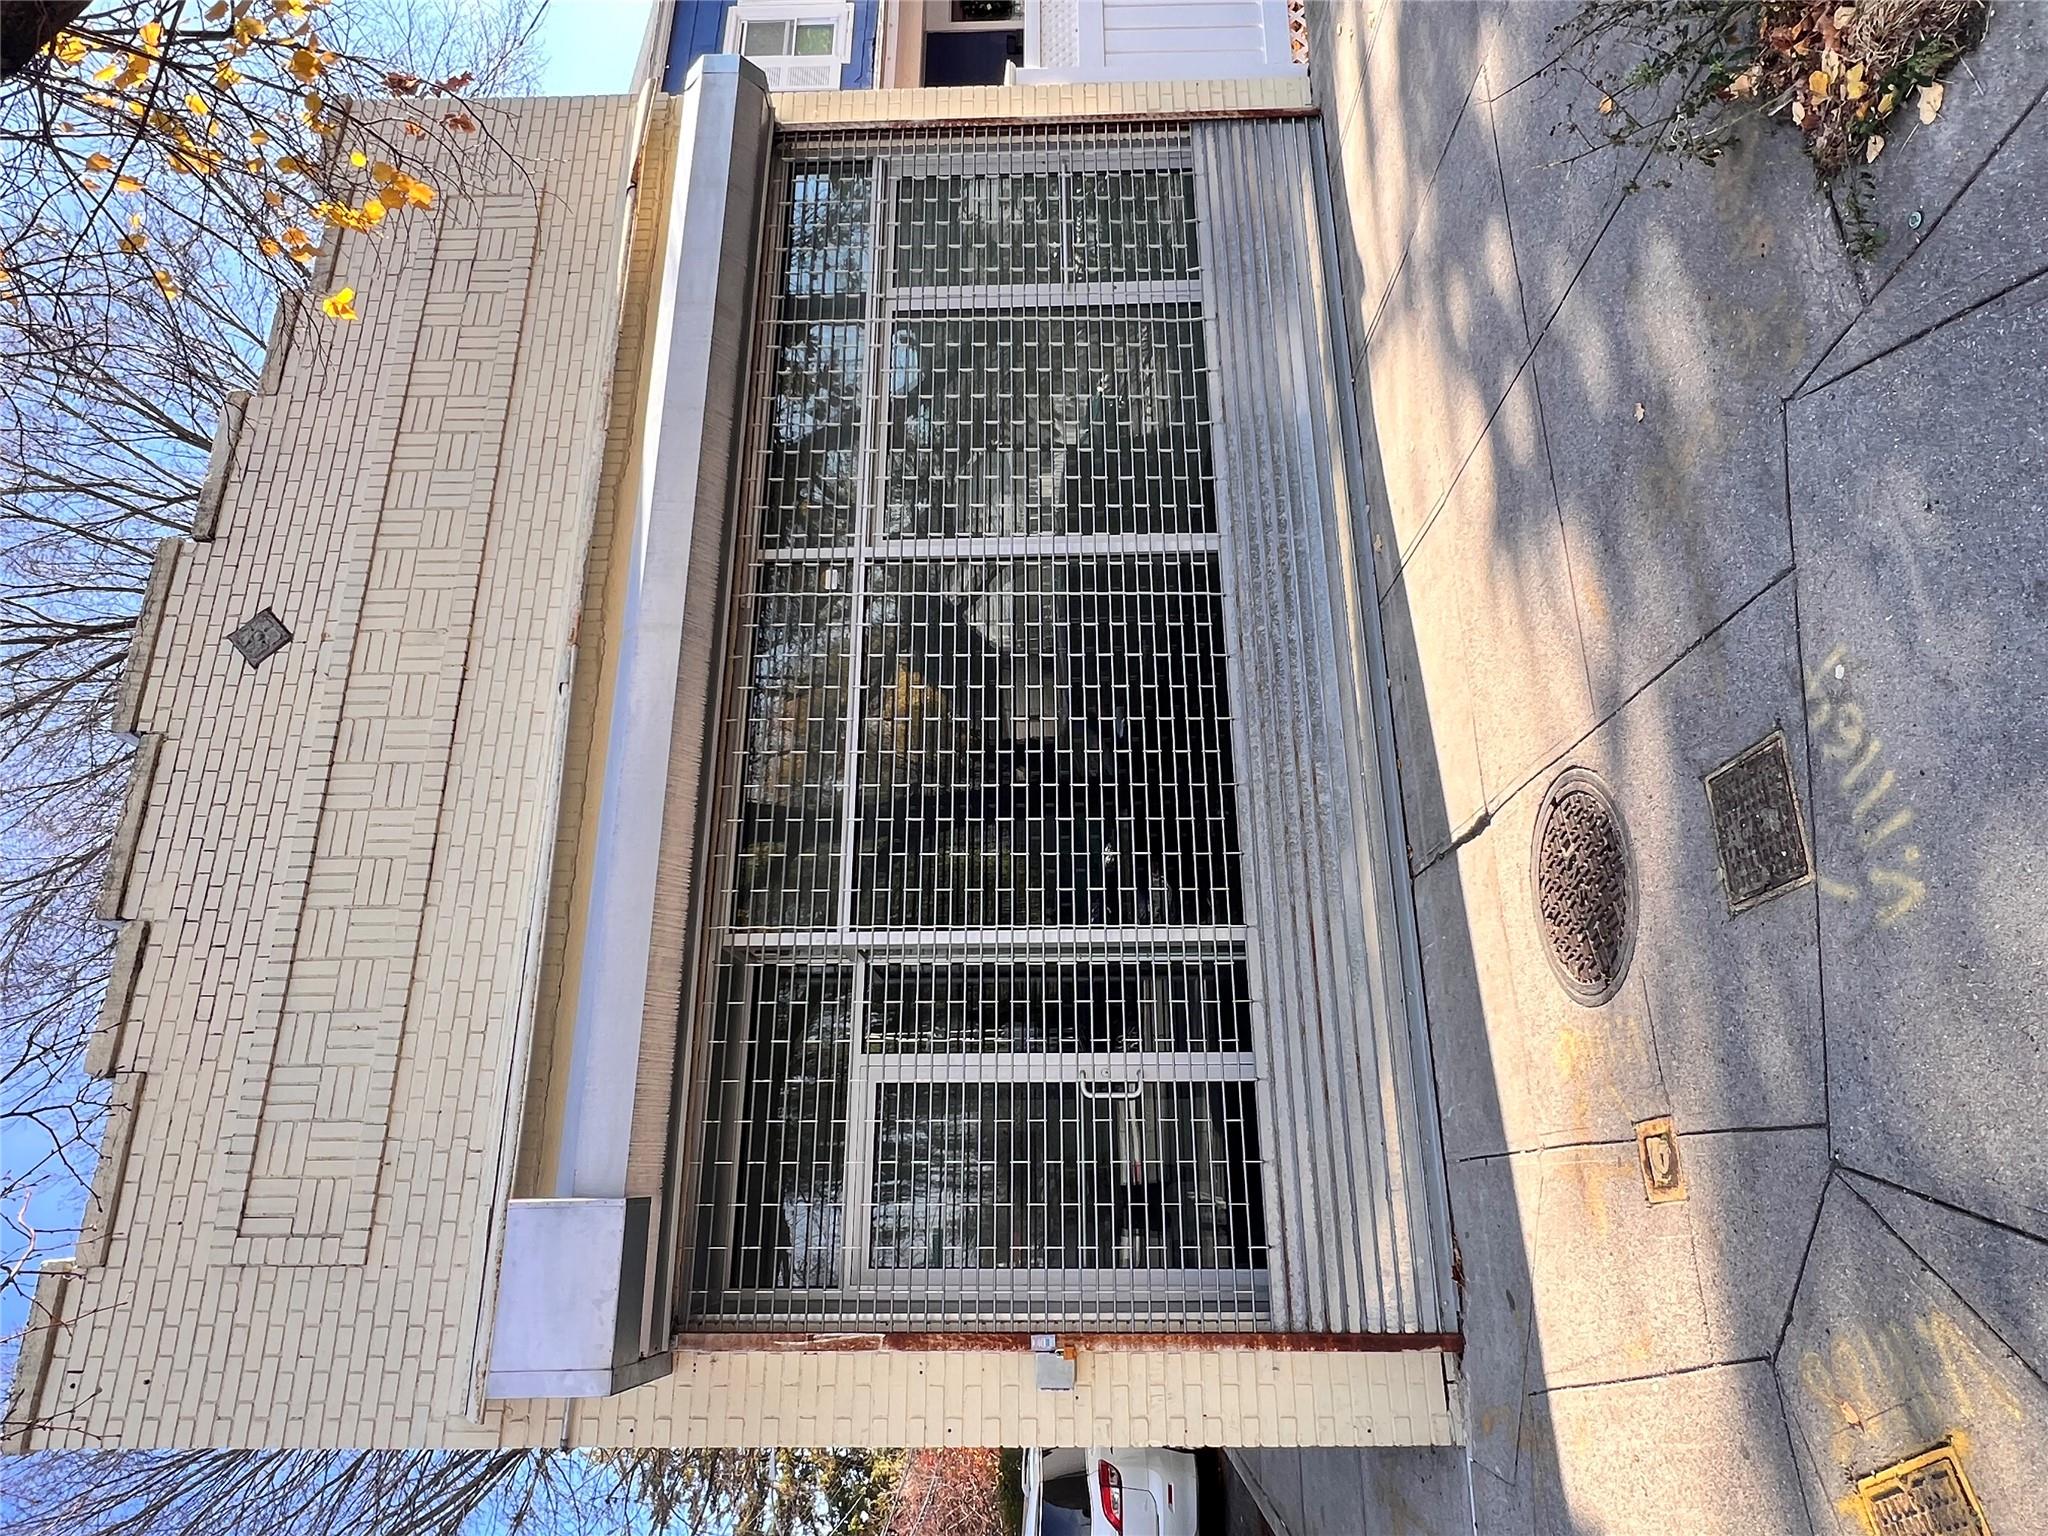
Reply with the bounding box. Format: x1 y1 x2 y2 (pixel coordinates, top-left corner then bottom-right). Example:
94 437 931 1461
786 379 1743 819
1080 1080 1142 1100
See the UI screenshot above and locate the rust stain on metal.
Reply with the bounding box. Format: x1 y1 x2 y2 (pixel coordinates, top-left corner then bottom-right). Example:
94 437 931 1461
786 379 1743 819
673 1329 1464 1356
1634 1115 1687 1204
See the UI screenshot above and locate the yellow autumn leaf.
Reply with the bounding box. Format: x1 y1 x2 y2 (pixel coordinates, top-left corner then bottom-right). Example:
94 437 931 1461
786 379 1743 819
368 160 396 184
80 175 101 191
86 151 114 171
186 92 210 116
259 237 282 256
249 128 269 147
319 286 358 321
263 187 284 208
1845 78 1867 101
216 61 242 87
281 225 313 246
153 270 180 300
207 0 229 16
401 178 434 208
289 47 323 83
275 155 303 174
52 32 90 65
1808 70 1831 97
349 149 367 167
92 61 120 82
139 20 163 49
1918 81 1944 123
234 16 265 43
120 231 149 252
116 174 142 192
1877 88 1897 115
1598 95 1615 114
1865 134 1885 163
359 198 386 227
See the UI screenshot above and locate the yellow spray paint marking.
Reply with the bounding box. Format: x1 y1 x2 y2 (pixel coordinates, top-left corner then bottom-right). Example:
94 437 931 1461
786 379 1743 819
1805 644 1928 927
1798 1307 2028 1456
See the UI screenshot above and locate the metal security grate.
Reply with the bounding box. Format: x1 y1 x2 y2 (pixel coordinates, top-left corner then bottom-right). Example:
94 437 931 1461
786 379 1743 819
1705 729 1814 913
1857 1446 1990 1536
685 121 1266 1331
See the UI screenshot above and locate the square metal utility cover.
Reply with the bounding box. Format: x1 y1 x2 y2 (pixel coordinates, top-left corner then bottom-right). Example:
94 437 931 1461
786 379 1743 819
1704 730 1813 913
1634 1116 1686 1204
228 607 293 669
1856 1445 1989 1536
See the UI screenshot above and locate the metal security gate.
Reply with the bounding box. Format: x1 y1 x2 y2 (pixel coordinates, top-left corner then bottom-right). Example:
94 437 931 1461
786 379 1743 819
679 114 1451 1337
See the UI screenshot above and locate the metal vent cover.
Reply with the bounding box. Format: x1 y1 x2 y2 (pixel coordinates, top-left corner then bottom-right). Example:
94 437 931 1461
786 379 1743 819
1704 729 1813 913
227 607 292 669
1532 768 1635 1006
1856 1446 1989 1536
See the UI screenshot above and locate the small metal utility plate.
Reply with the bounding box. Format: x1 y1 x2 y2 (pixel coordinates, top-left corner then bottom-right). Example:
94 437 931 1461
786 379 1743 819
1855 1445 1989 1536
1704 730 1813 914
1533 767 1636 1006
228 607 293 669
1634 1116 1686 1204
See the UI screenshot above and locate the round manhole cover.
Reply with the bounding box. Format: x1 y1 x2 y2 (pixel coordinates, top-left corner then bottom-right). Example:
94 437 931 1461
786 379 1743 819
1532 768 1635 1005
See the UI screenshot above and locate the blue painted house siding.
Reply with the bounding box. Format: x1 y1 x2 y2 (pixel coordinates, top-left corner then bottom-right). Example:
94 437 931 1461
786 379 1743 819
843 0 876 89
661 0 878 92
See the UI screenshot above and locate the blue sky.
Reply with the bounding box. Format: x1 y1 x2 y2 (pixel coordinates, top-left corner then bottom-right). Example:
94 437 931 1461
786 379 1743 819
533 0 662 94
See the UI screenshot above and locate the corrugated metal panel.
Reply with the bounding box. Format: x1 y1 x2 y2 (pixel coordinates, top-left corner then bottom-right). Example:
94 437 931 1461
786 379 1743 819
1192 117 1452 1333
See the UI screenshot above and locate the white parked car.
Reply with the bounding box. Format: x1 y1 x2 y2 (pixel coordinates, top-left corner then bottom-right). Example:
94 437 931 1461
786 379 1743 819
1022 1446 1200 1536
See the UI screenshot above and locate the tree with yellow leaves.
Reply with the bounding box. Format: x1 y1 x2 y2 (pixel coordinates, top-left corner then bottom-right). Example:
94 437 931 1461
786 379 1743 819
0 0 536 358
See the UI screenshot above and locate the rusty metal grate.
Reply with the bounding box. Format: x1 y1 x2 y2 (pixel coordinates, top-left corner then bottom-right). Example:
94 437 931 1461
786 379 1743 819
227 607 292 669
1705 729 1813 913
1856 1446 1990 1536
1533 768 1635 1006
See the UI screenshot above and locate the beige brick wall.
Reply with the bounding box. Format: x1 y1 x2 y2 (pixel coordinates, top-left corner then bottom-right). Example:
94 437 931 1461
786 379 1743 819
15 92 646 1450
9 87 1458 1455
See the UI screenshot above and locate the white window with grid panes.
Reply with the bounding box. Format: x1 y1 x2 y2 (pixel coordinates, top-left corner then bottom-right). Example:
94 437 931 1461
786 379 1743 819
724 0 854 90
682 123 1271 1333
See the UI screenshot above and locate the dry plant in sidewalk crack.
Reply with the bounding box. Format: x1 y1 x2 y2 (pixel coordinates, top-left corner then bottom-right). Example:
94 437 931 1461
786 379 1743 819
1551 0 1990 254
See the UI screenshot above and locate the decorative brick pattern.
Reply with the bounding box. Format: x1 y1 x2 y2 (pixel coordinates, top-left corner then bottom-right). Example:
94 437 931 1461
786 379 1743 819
229 187 542 1255
20 94 646 1448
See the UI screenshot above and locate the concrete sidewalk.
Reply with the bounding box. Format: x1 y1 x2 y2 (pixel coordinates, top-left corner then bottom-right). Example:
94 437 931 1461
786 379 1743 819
1273 1 2048 1530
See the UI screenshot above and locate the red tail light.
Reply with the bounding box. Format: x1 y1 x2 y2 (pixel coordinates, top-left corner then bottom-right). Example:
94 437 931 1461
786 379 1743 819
1097 1459 1124 1532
